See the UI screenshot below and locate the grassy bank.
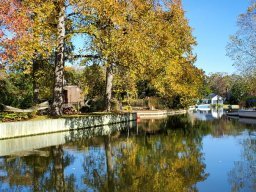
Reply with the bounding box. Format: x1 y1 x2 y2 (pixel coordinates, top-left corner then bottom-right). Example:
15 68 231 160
0 111 130 123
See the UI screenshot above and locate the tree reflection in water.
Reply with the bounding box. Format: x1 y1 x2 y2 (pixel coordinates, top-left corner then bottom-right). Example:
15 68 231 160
2 114 254 191
82 116 208 192
0 146 76 191
228 131 256 192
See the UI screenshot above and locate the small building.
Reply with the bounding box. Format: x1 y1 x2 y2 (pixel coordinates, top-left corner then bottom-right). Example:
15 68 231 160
199 94 224 105
211 95 223 105
63 86 84 105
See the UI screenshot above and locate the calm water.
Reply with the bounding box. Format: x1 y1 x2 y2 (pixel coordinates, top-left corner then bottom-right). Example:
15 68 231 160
0 111 256 192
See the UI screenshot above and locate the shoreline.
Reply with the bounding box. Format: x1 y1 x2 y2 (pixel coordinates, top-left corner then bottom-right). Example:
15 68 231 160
0 113 137 140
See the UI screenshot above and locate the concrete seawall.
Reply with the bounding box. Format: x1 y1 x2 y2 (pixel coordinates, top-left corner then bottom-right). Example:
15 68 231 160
136 110 186 119
0 121 136 156
0 113 137 139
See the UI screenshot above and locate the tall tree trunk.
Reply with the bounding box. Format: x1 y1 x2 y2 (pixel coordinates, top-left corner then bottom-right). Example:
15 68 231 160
51 0 66 116
105 64 113 112
32 59 39 105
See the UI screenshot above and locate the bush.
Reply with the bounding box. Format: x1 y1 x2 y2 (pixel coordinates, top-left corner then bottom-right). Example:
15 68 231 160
244 96 256 108
80 97 106 113
111 98 121 112
28 110 37 118
148 97 166 110
63 106 77 115
0 104 4 112
122 105 132 111
211 104 223 108
0 112 33 122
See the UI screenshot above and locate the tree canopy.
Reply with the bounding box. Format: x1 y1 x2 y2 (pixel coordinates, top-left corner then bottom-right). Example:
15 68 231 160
227 0 256 74
0 0 204 113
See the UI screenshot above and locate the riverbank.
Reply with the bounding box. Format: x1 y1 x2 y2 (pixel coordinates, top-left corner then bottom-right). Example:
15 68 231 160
0 121 136 156
0 113 136 139
135 109 187 119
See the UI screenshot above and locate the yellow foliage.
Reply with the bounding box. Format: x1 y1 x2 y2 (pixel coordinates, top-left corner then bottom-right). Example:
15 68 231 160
76 0 203 105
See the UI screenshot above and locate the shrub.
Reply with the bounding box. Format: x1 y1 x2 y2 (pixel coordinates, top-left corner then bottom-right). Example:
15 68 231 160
80 97 106 113
130 99 147 107
211 104 223 108
63 106 77 115
148 97 166 110
0 112 33 122
27 110 37 118
0 104 4 112
244 96 256 108
111 98 121 112
122 105 132 111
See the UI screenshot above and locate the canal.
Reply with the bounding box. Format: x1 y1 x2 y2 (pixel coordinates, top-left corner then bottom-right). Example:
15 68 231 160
0 111 255 191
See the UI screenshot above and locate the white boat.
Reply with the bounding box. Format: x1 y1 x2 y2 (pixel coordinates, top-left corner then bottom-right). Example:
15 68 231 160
228 115 256 125
227 109 256 118
238 110 256 118
226 111 239 116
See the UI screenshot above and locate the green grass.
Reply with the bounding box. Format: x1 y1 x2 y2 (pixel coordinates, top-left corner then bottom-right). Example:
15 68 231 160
0 112 50 122
0 111 131 123
223 105 240 110
62 111 128 118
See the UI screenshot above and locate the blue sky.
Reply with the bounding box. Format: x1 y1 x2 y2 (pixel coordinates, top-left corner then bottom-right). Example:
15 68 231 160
182 0 250 75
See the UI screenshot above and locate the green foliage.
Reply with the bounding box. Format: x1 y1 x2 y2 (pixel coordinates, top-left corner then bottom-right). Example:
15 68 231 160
211 104 223 108
65 65 105 99
244 96 256 108
80 97 106 113
136 80 158 98
206 72 232 97
0 112 35 122
111 98 121 112
82 65 106 98
36 60 55 101
0 0 206 111
0 72 33 108
148 97 165 110
122 105 132 111
129 99 148 108
0 61 54 108
0 104 4 112
64 67 83 86
27 110 37 118
164 95 183 109
205 73 255 105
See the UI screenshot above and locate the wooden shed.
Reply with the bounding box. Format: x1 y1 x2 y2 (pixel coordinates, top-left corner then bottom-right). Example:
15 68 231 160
63 86 84 105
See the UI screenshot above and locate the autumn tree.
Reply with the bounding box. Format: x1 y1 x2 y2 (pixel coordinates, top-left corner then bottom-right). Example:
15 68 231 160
227 0 256 73
0 0 79 115
76 0 203 110
0 0 57 103
74 0 133 111
0 0 203 113
206 72 232 97
145 1 203 107
226 0 256 101
64 65 105 99
228 75 249 104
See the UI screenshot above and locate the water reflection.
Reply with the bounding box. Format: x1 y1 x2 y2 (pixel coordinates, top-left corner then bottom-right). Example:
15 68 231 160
0 145 76 191
82 120 208 192
0 114 256 191
228 131 256 192
189 108 224 121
